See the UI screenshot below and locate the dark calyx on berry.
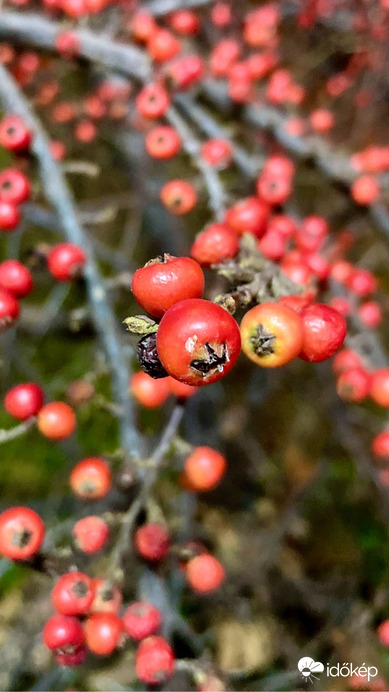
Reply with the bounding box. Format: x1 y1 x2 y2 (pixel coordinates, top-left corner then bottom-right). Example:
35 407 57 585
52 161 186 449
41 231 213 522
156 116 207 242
249 324 276 356
190 342 228 375
137 333 168 379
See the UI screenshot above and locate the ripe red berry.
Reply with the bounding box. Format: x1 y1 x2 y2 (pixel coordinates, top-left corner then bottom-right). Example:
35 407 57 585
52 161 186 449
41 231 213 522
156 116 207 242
332 349 363 376
156 298 241 386
224 197 269 238
131 372 170 408
310 108 334 133
240 302 303 368
185 554 225 593
70 457 112 499
183 446 226 491
147 28 181 62
145 126 181 160
55 30 81 59
0 115 32 152
201 139 232 168
4 382 44 420
372 432 389 465
370 370 389 407
256 174 292 206
0 288 20 330
132 254 204 318
90 579 123 614
84 613 123 655
47 243 86 281
0 506 45 560
169 9 200 35
346 268 377 297
0 169 30 204
210 39 241 77
167 377 197 399
281 258 314 287
160 180 197 215
43 614 86 666
0 260 33 298
358 300 383 328
336 367 371 402
136 84 170 119
123 602 162 641
37 401 76 439
0 201 20 231
135 523 170 562
52 571 95 616
130 11 157 42
190 224 239 267
257 228 287 261
299 304 347 362
351 175 379 205
72 516 110 554
377 620 389 647
135 636 175 685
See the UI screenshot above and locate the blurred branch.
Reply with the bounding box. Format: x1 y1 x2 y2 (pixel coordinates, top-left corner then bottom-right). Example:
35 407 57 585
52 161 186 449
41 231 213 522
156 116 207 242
0 417 36 444
0 64 143 460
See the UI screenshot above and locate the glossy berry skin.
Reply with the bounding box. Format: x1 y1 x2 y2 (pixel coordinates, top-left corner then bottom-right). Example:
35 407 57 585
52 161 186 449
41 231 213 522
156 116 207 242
299 304 347 363
167 376 197 399
336 368 371 402
0 506 45 560
37 401 76 440
131 371 170 408
156 299 241 386
43 614 86 666
160 180 197 215
184 446 226 491
90 579 123 614
0 115 32 152
372 432 389 465
84 613 123 655
135 523 170 562
136 84 169 119
70 457 112 499
72 516 110 554
0 288 20 331
4 382 44 420
185 554 225 594
145 126 181 160
190 224 239 267
224 197 269 238
0 169 30 204
0 201 20 231
52 571 95 616
123 601 162 641
240 303 303 368
0 260 33 298
370 370 389 407
47 243 86 281
135 636 175 685
132 255 204 318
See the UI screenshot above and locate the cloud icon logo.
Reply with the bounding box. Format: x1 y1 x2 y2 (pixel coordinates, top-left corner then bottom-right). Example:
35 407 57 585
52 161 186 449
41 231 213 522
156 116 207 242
298 657 324 681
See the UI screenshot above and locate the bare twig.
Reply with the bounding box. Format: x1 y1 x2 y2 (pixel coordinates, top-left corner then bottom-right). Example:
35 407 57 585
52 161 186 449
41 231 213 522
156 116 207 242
0 417 36 444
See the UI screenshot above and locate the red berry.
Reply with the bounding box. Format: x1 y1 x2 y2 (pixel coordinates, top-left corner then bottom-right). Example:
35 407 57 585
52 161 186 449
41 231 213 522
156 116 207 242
370 369 389 407
191 224 239 267
0 201 20 231
183 446 226 491
346 268 377 296
70 457 112 499
167 55 204 89
0 506 45 560
210 39 241 77
0 260 33 298
299 304 347 362
123 601 162 641
84 613 123 655
135 523 170 562
147 29 181 63
281 258 314 287
72 516 110 554
135 636 175 685
358 301 383 328
132 254 204 318
240 302 303 368
160 180 197 215
0 115 32 152
167 377 197 399
90 578 123 614
332 349 363 375
169 9 200 35
130 11 157 42
224 197 269 238
377 620 389 647
156 298 241 386
372 432 389 465
4 382 44 420
47 243 86 281
257 228 287 261
351 175 379 205
336 367 371 402
256 174 292 206
37 401 76 440
145 126 181 160
0 288 20 330
136 84 170 119
43 614 86 666
55 30 80 59
310 108 334 133
201 139 232 169
0 169 30 204
131 371 170 408
52 571 95 616
185 554 225 593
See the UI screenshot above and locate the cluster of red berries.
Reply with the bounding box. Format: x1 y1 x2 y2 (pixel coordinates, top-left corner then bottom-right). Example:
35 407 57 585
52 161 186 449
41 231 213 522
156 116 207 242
4 382 77 439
